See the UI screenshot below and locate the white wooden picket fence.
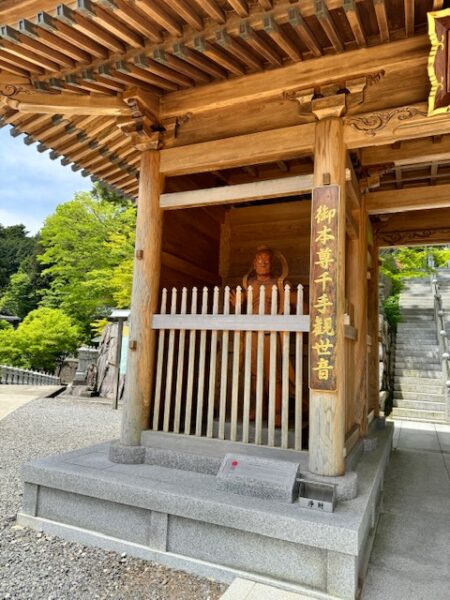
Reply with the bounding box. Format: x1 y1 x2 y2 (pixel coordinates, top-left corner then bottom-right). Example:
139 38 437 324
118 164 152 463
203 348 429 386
150 285 309 450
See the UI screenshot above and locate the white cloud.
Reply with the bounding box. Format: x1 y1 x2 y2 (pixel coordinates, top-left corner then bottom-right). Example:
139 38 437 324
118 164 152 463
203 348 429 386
0 128 92 231
0 207 43 235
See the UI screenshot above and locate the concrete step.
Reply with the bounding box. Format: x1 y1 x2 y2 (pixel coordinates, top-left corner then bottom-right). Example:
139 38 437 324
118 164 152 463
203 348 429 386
395 350 440 359
394 375 445 385
397 327 436 339
394 384 444 394
393 389 444 401
394 369 443 378
393 400 446 412
390 407 447 422
397 322 436 329
394 360 441 369
395 343 439 350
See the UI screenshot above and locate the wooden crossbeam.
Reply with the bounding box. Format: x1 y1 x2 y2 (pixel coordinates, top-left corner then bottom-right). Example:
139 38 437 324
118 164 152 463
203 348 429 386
366 183 450 215
160 123 315 175
161 36 429 118
0 93 130 116
361 135 450 167
160 174 314 209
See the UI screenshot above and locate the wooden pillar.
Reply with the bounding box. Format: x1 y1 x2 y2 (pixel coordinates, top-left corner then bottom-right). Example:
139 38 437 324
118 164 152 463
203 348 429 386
309 114 346 477
346 198 369 436
368 242 380 418
121 150 164 446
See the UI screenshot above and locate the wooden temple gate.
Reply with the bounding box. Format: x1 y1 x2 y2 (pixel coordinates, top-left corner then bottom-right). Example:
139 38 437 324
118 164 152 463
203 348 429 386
2 1 450 482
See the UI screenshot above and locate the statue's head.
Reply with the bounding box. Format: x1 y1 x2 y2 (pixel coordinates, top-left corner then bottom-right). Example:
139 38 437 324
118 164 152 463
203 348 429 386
253 246 274 277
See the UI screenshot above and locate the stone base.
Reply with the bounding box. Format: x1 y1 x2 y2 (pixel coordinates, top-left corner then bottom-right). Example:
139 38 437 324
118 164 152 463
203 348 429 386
109 441 145 464
19 425 393 600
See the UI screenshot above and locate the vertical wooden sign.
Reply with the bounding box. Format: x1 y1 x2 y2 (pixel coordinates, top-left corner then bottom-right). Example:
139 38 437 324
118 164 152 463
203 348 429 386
309 185 339 391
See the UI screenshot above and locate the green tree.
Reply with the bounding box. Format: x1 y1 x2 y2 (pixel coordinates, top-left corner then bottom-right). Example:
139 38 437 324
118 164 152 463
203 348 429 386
38 190 136 331
0 224 37 293
0 307 81 371
380 245 450 328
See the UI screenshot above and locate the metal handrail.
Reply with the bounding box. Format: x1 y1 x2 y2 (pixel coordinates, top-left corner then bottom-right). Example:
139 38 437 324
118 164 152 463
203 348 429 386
431 276 450 415
0 364 60 385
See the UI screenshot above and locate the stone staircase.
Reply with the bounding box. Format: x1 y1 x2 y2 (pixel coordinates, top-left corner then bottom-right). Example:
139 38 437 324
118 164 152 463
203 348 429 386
392 274 449 423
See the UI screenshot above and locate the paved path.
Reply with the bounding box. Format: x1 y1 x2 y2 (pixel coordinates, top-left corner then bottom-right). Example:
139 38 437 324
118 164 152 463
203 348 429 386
0 385 62 421
362 419 450 600
222 419 450 600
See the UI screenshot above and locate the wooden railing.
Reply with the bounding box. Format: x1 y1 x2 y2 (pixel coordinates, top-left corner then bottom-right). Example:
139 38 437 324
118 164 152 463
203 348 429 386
0 365 60 385
151 285 309 450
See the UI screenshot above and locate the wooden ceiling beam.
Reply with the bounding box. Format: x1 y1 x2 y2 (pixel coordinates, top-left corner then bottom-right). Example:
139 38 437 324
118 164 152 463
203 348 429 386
215 29 262 71
194 0 226 24
152 48 210 84
93 0 163 42
343 0 366 48
0 58 30 76
366 183 450 215
77 0 144 48
18 18 90 63
55 4 125 53
173 42 227 79
315 0 344 52
0 36 60 71
373 0 389 43
361 134 450 167
133 0 183 37
263 15 302 62
239 21 282 66
404 0 414 37
0 92 130 116
165 0 203 31
36 11 109 59
161 35 429 118
288 7 322 57
98 64 165 94
227 0 249 18
193 37 245 76
135 54 193 88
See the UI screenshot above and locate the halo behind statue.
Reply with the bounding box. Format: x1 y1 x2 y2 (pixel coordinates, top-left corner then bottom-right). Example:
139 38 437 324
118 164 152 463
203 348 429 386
243 246 289 314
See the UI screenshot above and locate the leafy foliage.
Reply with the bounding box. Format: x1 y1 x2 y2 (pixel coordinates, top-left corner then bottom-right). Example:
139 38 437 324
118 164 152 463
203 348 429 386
0 224 37 293
380 245 450 328
38 191 136 331
0 307 81 371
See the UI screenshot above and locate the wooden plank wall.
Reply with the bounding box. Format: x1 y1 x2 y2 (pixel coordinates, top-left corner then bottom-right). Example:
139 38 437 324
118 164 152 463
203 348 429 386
220 199 311 291
161 206 225 289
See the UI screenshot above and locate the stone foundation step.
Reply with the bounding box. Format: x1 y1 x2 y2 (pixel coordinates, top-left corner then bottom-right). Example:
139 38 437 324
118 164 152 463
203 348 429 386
393 399 446 412
390 407 447 422
394 369 443 378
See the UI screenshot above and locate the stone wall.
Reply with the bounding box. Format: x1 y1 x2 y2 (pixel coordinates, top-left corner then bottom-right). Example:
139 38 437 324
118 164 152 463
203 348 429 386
96 323 125 402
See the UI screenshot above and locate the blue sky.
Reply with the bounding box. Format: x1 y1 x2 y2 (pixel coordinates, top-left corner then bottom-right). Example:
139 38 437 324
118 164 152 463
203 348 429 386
0 127 92 235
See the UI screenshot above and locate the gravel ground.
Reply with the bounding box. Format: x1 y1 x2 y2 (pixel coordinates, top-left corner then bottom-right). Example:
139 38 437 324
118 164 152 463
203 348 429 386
0 395 227 600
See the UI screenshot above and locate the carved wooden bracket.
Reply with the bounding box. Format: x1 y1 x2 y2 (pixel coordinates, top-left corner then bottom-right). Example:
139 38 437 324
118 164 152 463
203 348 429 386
283 71 385 120
358 163 394 193
118 87 163 151
428 8 450 116
345 106 428 137
162 113 192 140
